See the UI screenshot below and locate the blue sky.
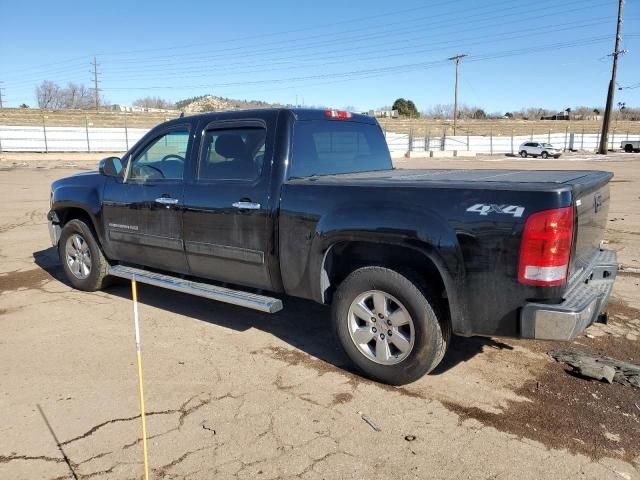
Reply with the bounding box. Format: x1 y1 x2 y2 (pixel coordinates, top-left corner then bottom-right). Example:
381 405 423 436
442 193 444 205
1 0 639 112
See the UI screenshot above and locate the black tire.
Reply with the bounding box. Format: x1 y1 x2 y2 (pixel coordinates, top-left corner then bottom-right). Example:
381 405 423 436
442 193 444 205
58 219 111 291
624 144 633 153
541 151 549 159
331 266 450 385
520 150 527 158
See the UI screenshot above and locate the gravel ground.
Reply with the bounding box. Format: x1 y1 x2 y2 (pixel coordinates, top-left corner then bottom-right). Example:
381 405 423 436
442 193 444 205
1 152 639 480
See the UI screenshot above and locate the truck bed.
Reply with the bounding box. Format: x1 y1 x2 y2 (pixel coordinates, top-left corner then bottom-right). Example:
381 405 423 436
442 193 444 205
287 169 613 196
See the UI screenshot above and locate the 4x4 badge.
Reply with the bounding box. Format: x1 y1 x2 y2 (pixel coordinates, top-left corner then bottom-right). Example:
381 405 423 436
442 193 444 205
466 203 525 218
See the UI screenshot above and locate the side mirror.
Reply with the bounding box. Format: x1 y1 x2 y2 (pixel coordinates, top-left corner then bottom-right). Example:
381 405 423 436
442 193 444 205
99 157 123 177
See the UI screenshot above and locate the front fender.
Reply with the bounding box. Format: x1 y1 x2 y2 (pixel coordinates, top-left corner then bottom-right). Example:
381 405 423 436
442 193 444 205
51 176 106 244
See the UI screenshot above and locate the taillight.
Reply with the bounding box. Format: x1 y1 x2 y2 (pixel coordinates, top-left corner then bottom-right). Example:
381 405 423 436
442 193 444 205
325 109 352 119
518 207 574 286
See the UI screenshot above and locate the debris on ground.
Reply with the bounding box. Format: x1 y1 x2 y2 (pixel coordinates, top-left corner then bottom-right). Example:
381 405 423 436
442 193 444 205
550 348 640 388
360 414 382 432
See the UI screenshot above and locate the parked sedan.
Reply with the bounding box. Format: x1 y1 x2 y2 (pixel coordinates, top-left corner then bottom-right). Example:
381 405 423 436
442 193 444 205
519 142 562 159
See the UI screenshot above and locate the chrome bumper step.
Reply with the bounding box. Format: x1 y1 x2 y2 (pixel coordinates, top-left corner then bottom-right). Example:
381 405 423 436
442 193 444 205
108 265 283 313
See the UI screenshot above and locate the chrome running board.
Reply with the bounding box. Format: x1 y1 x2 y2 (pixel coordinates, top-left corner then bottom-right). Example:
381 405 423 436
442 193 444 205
108 265 283 313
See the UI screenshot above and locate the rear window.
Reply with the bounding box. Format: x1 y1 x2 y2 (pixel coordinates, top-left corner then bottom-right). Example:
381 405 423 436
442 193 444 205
290 120 392 178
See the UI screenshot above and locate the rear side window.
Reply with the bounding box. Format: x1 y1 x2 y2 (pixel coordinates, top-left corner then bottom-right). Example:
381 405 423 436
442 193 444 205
198 127 266 181
290 121 391 178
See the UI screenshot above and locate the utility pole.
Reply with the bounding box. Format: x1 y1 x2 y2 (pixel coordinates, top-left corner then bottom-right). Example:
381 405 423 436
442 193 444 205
448 54 467 135
0 82 5 109
598 0 624 155
91 56 100 112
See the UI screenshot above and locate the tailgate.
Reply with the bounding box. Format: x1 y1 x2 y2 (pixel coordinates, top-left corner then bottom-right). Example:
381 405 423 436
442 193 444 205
570 172 613 279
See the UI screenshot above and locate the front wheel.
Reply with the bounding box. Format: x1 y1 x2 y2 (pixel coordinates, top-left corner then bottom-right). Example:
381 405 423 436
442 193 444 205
541 151 549 159
520 150 527 158
331 266 450 385
624 144 633 153
58 219 111 291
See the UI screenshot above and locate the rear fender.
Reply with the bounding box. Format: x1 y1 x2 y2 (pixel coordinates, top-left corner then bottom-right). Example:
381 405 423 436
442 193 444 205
312 203 470 334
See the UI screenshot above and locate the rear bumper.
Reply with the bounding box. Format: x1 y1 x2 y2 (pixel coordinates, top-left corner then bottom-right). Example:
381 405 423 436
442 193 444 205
520 249 617 340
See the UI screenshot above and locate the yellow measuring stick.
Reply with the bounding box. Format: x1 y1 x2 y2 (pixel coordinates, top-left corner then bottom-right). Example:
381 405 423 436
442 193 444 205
131 276 150 480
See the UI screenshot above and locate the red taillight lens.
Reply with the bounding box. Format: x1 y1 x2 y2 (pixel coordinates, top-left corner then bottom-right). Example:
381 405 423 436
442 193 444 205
325 109 352 119
518 206 574 286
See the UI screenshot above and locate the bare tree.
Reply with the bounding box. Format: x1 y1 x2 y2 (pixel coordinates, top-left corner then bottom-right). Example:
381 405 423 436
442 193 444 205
36 80 61 109
35 80 102 109
422 104 454 119
132 96 175 110
63 82 94 109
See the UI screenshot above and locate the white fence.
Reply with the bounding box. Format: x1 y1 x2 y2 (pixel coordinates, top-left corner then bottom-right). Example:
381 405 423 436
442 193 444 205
1 124 639 154
385 131 640 155
0 125 148 152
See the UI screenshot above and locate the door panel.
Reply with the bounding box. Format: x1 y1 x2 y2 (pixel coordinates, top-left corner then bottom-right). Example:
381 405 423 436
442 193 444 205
102 126 191 274
182 122 275 289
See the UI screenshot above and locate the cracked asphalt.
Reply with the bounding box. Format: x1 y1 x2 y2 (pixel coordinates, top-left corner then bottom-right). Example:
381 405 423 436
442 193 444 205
1 152 640 479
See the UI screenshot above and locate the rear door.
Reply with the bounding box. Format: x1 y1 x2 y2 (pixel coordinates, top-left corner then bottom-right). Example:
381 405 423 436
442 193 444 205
532 143 543 155
182 118 276 289
102 125 192 274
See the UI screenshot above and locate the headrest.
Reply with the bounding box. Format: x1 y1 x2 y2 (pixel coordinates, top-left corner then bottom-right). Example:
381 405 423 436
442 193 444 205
215 134 246 159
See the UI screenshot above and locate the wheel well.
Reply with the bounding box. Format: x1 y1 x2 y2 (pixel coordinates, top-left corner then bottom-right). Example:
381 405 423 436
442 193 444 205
55 207 103 246
322 241 449 314
57 207 93 229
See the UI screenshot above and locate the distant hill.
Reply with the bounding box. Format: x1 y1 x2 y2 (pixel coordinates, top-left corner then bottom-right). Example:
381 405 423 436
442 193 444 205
176 95 282 113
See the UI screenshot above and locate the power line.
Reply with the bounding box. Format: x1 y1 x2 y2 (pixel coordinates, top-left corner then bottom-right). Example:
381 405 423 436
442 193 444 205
100 0 600 69
598 0 625 155
0 0 608 90
102 36 612 91
96 0 456 58
448 54 467 135
100 17 607 80
2 8 609 92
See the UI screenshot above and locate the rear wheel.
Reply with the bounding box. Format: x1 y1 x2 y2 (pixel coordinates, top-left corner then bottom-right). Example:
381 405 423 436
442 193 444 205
59 219 110 291
331 266 449 385
624 144 633 153
541 151 549 159
520 150 527 158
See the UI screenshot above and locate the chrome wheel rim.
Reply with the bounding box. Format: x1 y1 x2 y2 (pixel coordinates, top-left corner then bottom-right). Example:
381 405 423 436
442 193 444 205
65 233 92 279
347 290 415 365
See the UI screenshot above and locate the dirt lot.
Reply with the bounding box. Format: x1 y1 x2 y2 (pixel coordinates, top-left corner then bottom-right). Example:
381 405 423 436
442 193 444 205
1 152 640 479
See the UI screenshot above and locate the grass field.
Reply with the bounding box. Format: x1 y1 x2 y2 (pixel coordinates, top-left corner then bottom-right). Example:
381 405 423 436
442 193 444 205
1 107 639 136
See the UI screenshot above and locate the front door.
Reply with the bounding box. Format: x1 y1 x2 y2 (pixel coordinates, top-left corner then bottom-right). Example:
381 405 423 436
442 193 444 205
102 126 192 274
182 120 275 289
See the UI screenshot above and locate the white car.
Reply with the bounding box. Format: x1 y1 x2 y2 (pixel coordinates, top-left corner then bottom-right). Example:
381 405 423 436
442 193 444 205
518 142 562 159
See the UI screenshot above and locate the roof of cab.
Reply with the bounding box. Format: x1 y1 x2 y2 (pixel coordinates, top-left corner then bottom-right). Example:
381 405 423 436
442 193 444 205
164 108 377 126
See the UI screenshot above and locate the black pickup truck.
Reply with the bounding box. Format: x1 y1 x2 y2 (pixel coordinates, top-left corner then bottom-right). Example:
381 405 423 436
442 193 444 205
48 108 618 385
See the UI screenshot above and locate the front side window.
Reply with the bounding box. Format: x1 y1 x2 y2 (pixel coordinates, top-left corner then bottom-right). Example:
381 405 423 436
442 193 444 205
129 128 189 181
198 127 266 181
290 121 391 178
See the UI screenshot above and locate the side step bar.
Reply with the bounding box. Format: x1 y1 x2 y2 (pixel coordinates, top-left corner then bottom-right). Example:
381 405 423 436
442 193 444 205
108 265 283 313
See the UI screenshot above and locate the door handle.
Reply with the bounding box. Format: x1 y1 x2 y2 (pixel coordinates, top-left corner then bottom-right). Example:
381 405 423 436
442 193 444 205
155 197 179 205
232 201 261 210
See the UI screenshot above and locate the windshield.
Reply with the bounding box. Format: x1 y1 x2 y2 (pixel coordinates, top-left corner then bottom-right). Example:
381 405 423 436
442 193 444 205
542 143 554 148
290 120 392 178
